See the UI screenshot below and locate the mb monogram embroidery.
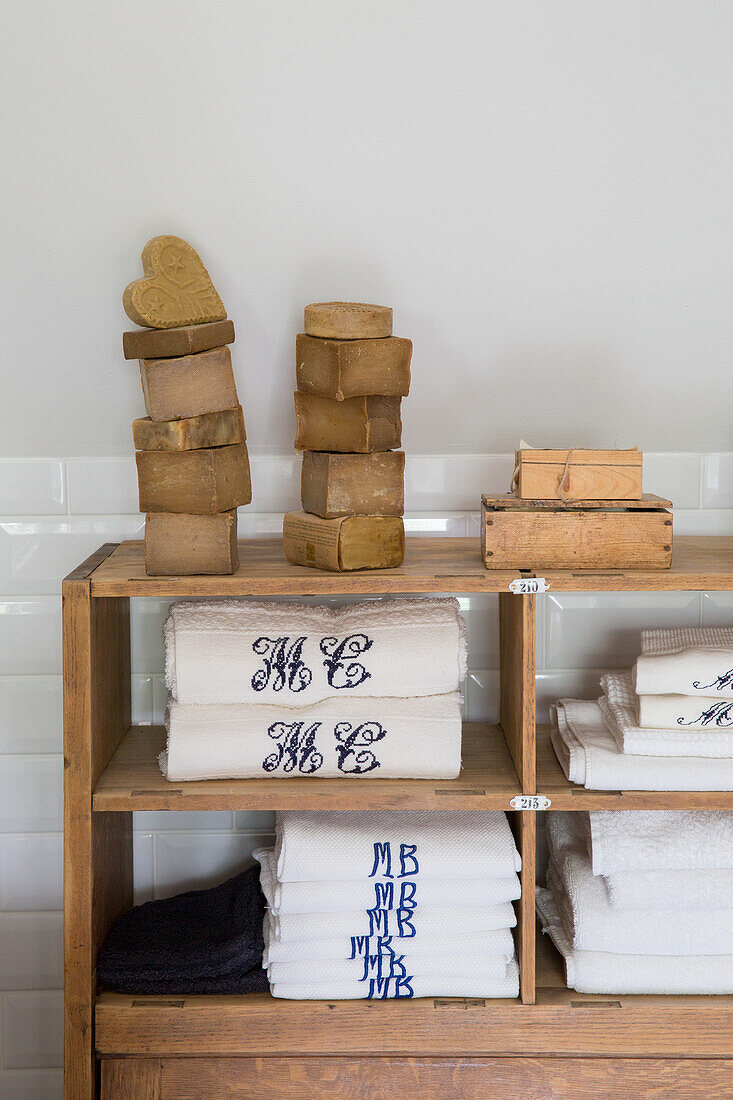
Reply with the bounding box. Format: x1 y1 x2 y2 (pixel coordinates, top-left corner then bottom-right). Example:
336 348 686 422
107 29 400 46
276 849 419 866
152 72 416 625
358 841 419 998
678 699 733 727
334 721 385 773
320 633 373 689
262 721 323 773
693 667 733 694
251 636 312 693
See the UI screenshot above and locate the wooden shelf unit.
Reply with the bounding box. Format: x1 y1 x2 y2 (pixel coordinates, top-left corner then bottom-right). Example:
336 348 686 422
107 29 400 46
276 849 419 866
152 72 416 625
63 537 733 1099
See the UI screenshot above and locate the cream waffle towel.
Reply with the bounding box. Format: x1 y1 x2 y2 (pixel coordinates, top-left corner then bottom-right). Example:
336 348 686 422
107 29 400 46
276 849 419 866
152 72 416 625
637 693 733 731
165 597 467 704
635 627 733 698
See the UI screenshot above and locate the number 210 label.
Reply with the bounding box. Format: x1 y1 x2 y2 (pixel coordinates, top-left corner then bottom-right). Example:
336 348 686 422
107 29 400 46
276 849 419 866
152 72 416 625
508 578 549 595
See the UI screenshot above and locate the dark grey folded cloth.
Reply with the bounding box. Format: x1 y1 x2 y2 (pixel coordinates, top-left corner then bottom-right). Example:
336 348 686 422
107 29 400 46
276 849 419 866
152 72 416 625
98 865 268 994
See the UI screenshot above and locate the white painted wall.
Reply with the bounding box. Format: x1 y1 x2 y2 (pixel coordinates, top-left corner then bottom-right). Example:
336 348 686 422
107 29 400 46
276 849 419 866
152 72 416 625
2 0 732 457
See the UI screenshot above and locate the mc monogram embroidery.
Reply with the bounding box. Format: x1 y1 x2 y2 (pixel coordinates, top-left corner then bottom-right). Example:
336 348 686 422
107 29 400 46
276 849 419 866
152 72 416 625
334 721 385 773
320 633 373 689
251 636 312 693
262 721 323 773
693 667 733 694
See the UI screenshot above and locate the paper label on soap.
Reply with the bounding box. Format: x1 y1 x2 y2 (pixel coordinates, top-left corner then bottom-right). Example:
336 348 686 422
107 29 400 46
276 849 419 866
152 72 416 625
508 578 549 594
510 795 551 810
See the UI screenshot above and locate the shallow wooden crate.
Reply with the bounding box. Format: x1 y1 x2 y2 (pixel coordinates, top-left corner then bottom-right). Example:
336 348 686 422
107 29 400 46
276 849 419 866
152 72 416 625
515 447 643 501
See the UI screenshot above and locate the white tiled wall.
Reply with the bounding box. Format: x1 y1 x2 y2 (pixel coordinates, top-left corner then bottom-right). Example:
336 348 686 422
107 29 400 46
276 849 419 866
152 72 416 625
0 450 731 1095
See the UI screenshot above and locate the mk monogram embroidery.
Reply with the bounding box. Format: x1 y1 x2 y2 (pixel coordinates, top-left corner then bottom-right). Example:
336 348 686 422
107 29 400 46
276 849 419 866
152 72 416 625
678 699 733 727
334 721 385 774
262 721 323 773
693 668 733 694
251 636 312 693
320 633 373 689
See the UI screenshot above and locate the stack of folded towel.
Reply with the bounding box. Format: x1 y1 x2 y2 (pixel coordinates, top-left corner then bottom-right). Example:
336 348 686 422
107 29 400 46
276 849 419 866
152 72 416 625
537 811 733 994
550 627 733 790
255 809 522 999
160 597 467 781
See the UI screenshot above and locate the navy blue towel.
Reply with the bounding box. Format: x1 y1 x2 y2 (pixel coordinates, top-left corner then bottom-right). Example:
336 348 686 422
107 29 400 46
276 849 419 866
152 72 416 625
98 864 268 994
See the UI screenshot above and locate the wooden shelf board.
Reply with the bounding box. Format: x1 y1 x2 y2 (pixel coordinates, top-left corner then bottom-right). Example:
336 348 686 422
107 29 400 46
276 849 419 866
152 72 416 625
83 536 733 596
537 724 733 809
93 723 519 811
95 985 733 1059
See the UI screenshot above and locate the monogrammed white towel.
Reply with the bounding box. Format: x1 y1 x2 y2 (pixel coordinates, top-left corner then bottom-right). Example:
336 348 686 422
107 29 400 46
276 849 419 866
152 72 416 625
274 810 521 882
550 699 733 790
585 809 733 874
255 848 521 913
601 671 733 757
637 692 733 731
269 903 516 943
537 890 733 994
164 598 467 705
635 628 733 698
270 961 520 1000
160 693 463 781
547 814 733 954
262 924 516 964
268 953 512 985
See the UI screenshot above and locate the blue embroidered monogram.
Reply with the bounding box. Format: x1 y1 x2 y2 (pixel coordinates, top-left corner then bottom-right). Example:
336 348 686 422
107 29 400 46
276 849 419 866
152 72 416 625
693 668 733 694
334 721 385 774
360 954 408 981
367 975 415 999
251 636 313 693
678 699 733 727
262 721 323 774
320 634 373 689
359 839 420 995
349 936 396 959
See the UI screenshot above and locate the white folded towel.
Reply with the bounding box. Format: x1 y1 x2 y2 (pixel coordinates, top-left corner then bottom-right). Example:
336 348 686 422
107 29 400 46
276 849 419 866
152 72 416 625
586 809 733 874
603 867 733 910
270 961 520 1000
269 903 517 943
636 628 733 698
547 813 733 954
165 597 467 705
262 925 516 964
550 699 733 790
537 889 733 994
268 953 512 985
601 671 733 757
160 693 463 781
255 848 521 913
637 692 733 731
274 809 521 882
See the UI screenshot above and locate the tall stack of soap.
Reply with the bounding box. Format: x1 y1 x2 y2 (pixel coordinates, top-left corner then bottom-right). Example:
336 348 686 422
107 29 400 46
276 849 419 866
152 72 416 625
284 302 411 571
122 236 251 576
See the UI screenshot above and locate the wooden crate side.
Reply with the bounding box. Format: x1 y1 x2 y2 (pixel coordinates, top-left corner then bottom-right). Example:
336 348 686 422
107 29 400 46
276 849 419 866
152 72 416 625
101 1058 162 1098
517 461 643 501
499 592 536 792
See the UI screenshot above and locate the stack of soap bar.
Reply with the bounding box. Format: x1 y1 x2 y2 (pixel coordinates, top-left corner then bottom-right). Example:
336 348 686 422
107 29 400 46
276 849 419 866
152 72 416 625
123 236 251 576
286 302 410 572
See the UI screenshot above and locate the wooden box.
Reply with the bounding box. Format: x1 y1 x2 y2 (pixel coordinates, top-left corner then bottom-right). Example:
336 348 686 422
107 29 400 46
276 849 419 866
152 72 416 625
481 494 673 570
515 448 643 501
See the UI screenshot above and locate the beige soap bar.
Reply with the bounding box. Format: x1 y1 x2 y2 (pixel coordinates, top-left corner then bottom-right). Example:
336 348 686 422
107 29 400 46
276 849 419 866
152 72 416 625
123 320 235 360
301 451 405 518
296 334 411 400
145 511 239 576
136 443 252 514
304 302 392 340
123 235 227 329
133 406 246 452
294 392 401 453
283 512 405 572
140 346 239 422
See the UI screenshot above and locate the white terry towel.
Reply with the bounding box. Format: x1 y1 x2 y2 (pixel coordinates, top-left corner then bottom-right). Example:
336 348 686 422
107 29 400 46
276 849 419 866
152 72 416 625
270 961 520 1000
269 903 516 943
263 925 516 965
637 692 733 731
165 597 467 705
537 889 733 994
600 671 733 757
255 848 521 913
547 813 733 955
603 867 733 911
550 699 733 790
274 809 521 882
161 693 463 781
635 627 733 699
268 953 512 985
586 809 733 874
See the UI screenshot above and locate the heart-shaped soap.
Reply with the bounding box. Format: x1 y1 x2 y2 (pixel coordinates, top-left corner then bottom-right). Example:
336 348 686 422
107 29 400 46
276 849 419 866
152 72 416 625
123 235 227 329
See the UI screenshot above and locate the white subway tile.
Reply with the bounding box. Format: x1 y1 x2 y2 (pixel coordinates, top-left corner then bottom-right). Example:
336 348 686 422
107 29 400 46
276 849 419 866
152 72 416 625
0 599 61 675
0 835 62 911
544 592 701 670
405 455 514 511
135 811 233 831
466 512 482 538
536 670 608 722
0 678 61 753
248 456 300 512
2 991 63 1068
131 674 155 725
65 457 139 514
237 511 286 537
151 675 167 723
132 832 154 906
154 831 274 900
702 454 733 510
643 453 700 509
673 509 733 536
0 757 62 832
701 593 733 626
403 513 466 536
234 811 277 831
0 461 65 516
0 913 62 990
457 595 499 668
464 670 500 723
131 598 170 674
0 1069 63 1098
